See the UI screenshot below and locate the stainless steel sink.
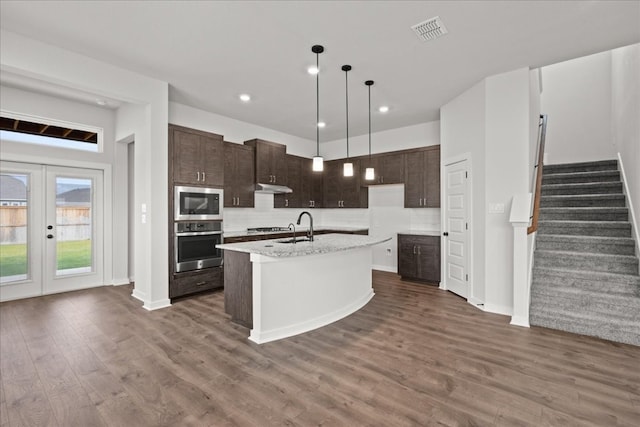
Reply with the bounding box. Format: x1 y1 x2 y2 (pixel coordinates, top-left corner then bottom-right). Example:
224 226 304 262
277 237 312 244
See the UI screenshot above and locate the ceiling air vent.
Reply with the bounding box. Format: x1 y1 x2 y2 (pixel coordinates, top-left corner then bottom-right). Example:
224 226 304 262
411 16 448 42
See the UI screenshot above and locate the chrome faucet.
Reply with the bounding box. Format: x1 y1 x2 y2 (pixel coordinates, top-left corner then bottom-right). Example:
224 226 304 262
287 223 296 244
296 211 314 242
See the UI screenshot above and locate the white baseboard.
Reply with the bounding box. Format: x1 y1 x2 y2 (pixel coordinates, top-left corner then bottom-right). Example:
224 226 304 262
372 265 397 273
131 289 145 303
510 315 530 328
112 278 131 286
484 302 512 317
143 299 172 311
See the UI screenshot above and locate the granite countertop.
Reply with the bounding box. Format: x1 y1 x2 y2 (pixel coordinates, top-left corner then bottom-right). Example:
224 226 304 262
398 230 442 237
224 225 368 238
217 233 390 257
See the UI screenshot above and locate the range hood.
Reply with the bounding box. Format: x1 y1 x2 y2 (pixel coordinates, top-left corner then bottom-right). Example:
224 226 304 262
255 183 293 194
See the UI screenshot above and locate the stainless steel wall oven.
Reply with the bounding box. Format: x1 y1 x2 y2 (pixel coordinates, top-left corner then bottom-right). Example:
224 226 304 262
174 221 223 273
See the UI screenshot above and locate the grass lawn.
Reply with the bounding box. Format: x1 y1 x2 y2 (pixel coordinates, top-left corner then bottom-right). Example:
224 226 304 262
0 240 91 277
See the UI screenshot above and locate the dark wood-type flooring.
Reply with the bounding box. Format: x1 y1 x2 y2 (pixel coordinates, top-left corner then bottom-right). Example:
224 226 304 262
1 271 639 426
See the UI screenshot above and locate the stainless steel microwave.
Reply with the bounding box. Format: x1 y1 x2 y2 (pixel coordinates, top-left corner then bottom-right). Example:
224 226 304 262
174 186 223 221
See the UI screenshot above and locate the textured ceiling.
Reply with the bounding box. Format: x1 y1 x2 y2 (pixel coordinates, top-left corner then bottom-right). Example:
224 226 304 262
1 1 638 143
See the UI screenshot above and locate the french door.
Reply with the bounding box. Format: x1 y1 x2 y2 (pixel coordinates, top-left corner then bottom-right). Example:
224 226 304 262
0 161 104 301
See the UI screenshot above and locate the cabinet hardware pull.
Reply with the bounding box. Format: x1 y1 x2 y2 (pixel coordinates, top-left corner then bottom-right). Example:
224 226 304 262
196 281 207 286
197 171 200 181
417 247 421 255
413 245 417 254
202 172 206 181
285 199 288 207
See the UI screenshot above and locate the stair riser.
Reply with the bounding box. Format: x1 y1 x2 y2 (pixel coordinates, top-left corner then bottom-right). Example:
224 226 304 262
539 210 628 221
544 161 618 174
534 254 639 275
535 240 635 255
542 174 620 185
529 314 640 346
537 224 631 237
532 277 640 296
531 290 640 313
541 183 623 196
540 196 626 208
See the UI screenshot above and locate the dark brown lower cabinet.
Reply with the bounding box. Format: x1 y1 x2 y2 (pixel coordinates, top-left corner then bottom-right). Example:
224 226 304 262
397 234 441 284
170 267 223 299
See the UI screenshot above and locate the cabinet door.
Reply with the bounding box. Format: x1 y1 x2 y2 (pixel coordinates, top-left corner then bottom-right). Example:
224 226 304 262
253 142 272 184
424 148 440 208
379 153 405 184
323 160 342 208
271 144 287 185
172 129 202 185
235 146 255 207
417 242 440 282
341 160 362 208
201 136 224 186
397 235 418 278
404 152 424 208
223 143 236 207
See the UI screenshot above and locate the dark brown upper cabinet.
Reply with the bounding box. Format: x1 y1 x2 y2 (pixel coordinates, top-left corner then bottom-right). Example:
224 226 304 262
275 155 324 208
224 142 255 208
361 152 405 185
170 124 224 187
244 139 287 186
323 159 367 208
404 146 440 208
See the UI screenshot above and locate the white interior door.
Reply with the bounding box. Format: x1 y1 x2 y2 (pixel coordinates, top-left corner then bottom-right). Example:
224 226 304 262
444 160 469 298
0 162 104 301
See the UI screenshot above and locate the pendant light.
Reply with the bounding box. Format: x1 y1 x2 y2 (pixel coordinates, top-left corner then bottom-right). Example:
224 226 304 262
342 65 353 177
365 80 375 180
312 45 324 172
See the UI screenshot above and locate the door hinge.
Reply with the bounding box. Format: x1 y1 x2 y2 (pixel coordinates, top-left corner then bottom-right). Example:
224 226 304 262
466 274 468 282
465 171 468 178
465 222 468 230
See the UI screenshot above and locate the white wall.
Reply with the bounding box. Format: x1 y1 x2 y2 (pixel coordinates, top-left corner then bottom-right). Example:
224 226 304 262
0 84 123 287
441 67 532 315
541 50 616 164
320 121 440 160
529 69 542 192
612 43 640 251
484 68 531 315
441 80 487 305
2 29 170 310
169 102 316 157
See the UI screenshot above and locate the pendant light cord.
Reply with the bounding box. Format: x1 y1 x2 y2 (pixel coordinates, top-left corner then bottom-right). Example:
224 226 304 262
368 83 371 160
316 52 320 156
345 68 349 159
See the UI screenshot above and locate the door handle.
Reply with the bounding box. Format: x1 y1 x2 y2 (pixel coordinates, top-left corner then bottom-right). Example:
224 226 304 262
47 234 54 239
443 232 449 236
47 225 53 230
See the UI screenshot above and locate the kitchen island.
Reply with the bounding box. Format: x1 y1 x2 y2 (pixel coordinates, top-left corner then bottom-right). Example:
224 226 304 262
217 233 391 344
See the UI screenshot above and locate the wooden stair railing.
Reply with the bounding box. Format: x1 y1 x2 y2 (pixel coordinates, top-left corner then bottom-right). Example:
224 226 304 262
528 114 548 234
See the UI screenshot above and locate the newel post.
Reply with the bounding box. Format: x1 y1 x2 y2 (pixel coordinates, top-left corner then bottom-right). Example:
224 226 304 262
509 193 532 327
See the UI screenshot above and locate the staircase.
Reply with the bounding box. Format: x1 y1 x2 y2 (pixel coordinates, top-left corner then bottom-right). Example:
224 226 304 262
530 159 640 346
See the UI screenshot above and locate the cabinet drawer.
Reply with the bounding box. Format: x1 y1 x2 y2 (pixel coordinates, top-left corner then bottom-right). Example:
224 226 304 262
170 267 223 299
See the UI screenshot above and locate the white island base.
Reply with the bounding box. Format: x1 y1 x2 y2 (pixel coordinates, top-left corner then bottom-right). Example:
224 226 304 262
249 246 374 344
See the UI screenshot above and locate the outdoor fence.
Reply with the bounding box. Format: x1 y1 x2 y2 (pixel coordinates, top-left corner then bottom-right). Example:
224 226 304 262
0 206 91 244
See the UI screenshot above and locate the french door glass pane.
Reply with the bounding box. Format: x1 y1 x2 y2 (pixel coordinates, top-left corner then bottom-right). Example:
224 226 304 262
0 173 29 283
56 176 92 276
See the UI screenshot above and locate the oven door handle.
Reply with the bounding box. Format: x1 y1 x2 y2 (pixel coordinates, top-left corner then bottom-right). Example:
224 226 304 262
175 231 223 237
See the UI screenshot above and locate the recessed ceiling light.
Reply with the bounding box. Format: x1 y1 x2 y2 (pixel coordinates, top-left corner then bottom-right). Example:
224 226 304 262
317 122 326 128
379 106 389 113
239 94 251 102
307 66 319 75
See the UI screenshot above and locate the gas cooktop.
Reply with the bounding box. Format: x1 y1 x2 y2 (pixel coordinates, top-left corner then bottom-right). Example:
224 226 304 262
247 226 291 233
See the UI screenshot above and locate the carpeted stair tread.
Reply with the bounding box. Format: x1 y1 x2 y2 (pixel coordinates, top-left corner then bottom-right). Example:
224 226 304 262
541 181 623 195
530 309 640 346
539 194 626 208
532 266 640 286
535 234 635 255
539 207 628 221
534 249 639 275
542 170 620 185
531 286 640 313
537 220 632 237
543 159 618 174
